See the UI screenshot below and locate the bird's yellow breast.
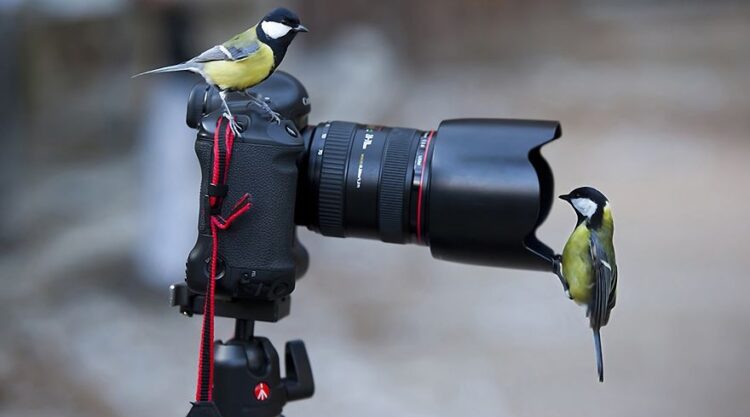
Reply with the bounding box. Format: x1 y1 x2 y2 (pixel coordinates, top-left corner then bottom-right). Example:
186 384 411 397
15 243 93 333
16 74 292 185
562 224 593 304
203 43 275 90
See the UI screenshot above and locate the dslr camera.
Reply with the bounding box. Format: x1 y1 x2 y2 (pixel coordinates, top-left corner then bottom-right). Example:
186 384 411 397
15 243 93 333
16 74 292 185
184 71 561 301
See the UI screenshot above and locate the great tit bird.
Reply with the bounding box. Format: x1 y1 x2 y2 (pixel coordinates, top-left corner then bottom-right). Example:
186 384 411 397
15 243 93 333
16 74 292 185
555 186 618 382
134 7 308 133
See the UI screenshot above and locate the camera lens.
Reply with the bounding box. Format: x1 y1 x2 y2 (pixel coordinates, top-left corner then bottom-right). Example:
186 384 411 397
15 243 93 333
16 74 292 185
297 119 562 271
300 122 434 244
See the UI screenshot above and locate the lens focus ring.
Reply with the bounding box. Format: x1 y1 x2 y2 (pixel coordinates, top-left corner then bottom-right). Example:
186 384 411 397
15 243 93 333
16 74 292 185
317 122 356 237
379 129 412 243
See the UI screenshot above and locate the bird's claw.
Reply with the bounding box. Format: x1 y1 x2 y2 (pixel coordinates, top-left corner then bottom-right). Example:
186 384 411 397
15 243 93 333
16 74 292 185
256 101 282 123
243 91 282 124
552 254 571 297
268 111 282 124
223 112 242 136
230 121 242 136
218 90 242 136
552 254 562 272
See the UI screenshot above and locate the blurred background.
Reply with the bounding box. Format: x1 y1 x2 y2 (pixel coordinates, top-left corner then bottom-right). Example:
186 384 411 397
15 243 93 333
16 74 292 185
2 0 750 416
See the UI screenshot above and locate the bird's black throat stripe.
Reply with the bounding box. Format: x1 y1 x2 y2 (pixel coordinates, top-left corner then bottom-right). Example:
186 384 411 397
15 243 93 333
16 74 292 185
576 205 604 229
256 25 289 68
588 206 604 229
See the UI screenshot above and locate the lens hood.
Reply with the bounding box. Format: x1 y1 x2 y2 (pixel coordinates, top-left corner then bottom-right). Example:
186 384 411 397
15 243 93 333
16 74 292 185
426 119 561 271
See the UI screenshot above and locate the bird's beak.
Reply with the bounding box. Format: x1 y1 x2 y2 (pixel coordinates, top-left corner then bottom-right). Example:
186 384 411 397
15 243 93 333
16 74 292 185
294 24 309 33
558 194 571 202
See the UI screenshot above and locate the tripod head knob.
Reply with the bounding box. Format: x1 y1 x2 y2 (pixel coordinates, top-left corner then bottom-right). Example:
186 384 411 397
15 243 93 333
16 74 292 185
283 340 315 401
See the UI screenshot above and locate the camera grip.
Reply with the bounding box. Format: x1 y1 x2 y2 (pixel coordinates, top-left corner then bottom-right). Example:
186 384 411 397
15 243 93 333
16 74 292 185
187 128 305 300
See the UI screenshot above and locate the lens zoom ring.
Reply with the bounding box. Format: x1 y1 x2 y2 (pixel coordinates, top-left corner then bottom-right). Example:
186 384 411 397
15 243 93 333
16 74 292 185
379 130 412 243
317 122 355 236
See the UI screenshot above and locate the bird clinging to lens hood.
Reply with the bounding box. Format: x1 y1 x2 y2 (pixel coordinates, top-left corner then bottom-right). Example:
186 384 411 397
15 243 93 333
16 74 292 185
134 7 308 134
555 186 618 382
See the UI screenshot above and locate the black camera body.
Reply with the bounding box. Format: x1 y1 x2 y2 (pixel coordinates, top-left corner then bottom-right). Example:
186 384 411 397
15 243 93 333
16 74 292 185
185 72 561 302
185 74 312 301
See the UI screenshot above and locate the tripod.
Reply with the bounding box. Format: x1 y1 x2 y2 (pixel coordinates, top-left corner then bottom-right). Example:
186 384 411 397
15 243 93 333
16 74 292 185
171 283 315 417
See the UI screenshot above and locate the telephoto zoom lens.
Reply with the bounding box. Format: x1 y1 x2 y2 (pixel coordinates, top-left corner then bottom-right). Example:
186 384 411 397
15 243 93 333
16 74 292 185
298 122 432 244
296 119 561 271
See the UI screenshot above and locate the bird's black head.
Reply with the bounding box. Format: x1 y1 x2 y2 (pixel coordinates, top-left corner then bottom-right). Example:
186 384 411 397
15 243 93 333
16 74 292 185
259 8 307 42
257 8 308 65
559 186 609 226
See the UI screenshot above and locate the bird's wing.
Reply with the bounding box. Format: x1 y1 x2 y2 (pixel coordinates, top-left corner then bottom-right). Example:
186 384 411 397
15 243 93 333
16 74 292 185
608 259 617 311
189 27 261 63
588 232 616 328
190 41 260 63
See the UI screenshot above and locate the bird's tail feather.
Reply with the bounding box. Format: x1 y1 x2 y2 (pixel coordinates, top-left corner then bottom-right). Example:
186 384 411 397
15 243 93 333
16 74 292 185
132 63 196 78
593 328 604 382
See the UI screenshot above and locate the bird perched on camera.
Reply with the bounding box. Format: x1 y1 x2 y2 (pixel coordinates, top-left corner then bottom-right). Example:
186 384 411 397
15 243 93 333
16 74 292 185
554 186 617 382
134 7 308 133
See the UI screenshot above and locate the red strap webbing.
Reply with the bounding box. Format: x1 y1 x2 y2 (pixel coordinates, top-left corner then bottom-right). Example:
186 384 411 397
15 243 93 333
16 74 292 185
195 117 251 402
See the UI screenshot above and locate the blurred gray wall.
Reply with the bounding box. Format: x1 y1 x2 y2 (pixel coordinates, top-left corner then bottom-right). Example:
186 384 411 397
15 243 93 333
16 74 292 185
1 1 750 417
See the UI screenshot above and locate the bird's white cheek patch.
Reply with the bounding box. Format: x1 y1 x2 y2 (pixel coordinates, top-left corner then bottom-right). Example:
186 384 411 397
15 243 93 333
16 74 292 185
261 21 293 39
571 198 597 218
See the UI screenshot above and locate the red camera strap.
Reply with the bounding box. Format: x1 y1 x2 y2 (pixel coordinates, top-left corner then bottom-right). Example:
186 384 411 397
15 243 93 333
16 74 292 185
195 117 252 402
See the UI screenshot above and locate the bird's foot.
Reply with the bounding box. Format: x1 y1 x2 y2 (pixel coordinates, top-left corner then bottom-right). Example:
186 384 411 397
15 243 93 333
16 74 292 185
249 101 281 124
244 91 282 124
266 109 282 124
552 254 571 297
218 89 242 136
251 100 282 124
223 112 242 137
